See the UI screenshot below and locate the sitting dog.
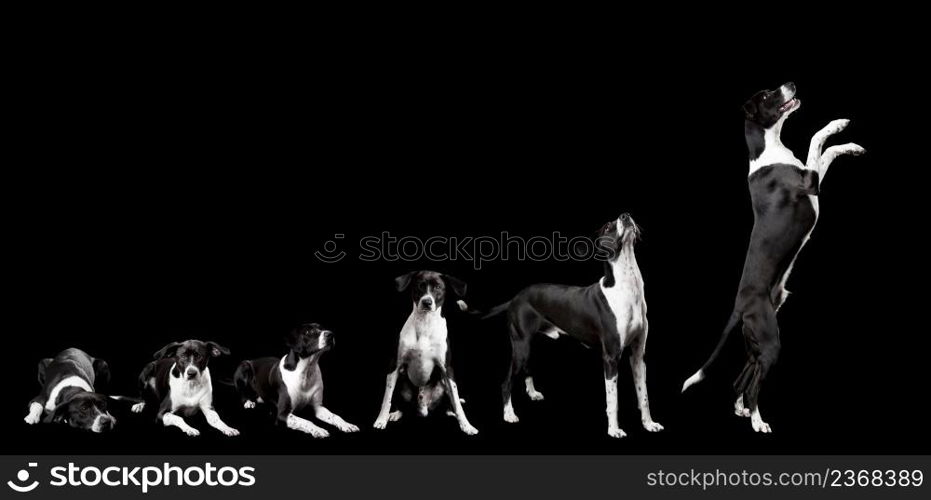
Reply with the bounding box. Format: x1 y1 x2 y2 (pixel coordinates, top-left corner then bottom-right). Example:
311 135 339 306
373 271 478 435
482 214 663 438
233 323 359 438
681 82 865 433
131 340 239 437
24 348 118 432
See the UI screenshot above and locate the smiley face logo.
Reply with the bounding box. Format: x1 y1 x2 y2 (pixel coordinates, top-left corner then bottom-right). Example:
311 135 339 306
7 462 39 493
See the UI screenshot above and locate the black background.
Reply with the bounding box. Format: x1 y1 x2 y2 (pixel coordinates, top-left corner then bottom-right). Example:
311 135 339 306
5 28 927 455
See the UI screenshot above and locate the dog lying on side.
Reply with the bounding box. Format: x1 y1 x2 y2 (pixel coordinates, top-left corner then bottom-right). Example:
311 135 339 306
24 348 119 432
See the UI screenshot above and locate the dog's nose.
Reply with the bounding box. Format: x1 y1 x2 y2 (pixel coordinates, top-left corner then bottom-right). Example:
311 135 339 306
620 213 631 222
185 367 198 379
421 297 434 307
784 81 796 92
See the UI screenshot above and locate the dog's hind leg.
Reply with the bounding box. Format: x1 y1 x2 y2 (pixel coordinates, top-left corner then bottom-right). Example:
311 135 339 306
603 355 625 438
734 303 780 433
629 332 663 432
503 320 532 424
233 361 259 409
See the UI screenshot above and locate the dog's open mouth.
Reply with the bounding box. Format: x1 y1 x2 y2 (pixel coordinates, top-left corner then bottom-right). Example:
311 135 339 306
779 97 798 112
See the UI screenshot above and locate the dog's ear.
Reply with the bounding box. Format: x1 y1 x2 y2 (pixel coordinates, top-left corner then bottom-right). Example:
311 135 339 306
37 358 53 387
742 99 757 120
93 359 111 390
442 274 467 297
153 342 182 360
206 342 230 358
394 271 418 292
43 397 74 424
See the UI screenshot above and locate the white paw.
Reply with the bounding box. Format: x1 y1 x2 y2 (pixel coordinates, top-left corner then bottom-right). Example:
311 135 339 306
388 410 403 422
527 390 545 401
243 400 256 409
308 426 330 439
607 428 627 439
338 422 360 433
24 414 40 425
735 408 751 418
828 118 850 134
373 417 389 430
847 144 866 156
131 402 145 413
220 426 240 437
752 420 772 433
643 421 664 432
182 427 201 437
460 422 479 435
503 410 520 424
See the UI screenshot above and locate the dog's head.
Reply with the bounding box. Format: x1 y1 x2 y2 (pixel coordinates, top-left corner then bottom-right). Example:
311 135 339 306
44 391 116 433
286 322 334 359
743 82 800 127
598 212 641 258
153 339 230 381
395 270 467 313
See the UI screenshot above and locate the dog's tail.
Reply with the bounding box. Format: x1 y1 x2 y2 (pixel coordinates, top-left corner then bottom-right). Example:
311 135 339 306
108 394 144 404
479 301 511 320
681 310 741 393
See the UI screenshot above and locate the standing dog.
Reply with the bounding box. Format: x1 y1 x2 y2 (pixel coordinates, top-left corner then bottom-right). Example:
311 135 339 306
373 271 478 435
681 82 864 433
132 340 239 437
483 214 663 438
24 348 118 432
233 322 359 438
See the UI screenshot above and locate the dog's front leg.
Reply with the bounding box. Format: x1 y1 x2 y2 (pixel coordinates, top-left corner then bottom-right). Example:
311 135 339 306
820 143 865 179
201 404 240 436
629 337 664 433
24 398 45 425
285 414 330 438
373 368 399 429
807 119 849 173
314 405 359 433
162 412 200 437
441 368 478 435
603 356 625 438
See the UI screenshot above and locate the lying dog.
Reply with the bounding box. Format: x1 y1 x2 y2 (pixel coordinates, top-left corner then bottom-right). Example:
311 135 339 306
681 82 864 433
233 323 359 438
132 340 239 437
24 348 118 432
483 214 663 438
373 271 478 435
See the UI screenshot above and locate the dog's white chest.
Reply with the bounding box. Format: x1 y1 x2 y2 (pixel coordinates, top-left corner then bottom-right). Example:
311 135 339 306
399 312 447 386
168 365 212 411
279 357 321 409
600 263 646 346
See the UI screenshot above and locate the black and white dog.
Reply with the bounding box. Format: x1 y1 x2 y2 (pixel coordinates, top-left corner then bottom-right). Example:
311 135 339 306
483 214 663 438
373 271 478 435
24 348 118 432
233 323 359 438
132 340 239 437
681 82 864 433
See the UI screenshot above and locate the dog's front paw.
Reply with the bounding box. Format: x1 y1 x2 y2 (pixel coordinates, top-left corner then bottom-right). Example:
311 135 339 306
503 409 520 424
338 422 360 433
309 427 330 439
459 422 479 435
373 417 389 430
643 421 664 432
607 427 627 439
527 390 545 401
751 419 772 434
131 402 145 413
221 426 240 437
848 144 866 156
827 118 850 134
24 414 40 425
182 427 201 437
243 400 256 409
